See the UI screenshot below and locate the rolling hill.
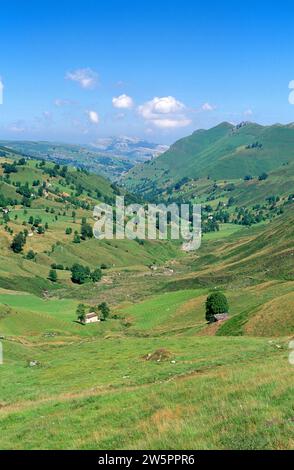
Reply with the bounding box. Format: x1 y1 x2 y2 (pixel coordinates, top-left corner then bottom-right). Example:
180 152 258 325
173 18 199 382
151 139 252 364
0 137 167 181
123 121 294 194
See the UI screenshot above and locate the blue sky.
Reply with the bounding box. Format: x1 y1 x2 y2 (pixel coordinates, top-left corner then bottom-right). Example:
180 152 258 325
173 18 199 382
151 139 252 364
1 0 294 144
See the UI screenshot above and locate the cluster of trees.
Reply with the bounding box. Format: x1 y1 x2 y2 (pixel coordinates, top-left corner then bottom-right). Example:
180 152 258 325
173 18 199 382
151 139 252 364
201 205 220 233
70 263 102 284
202 218 219 233
76 302 110 323
1 158 27 175
0 192 15 208
2 162 18 174
41 163 68 179
27 216 49 233
245 141 263 150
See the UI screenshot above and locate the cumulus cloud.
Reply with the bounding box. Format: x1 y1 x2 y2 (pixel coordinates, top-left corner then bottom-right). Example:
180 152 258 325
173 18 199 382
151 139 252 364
112 94 134 109
87 110 100 124
138 96 191 129
201 102 216 111
65 68 98 89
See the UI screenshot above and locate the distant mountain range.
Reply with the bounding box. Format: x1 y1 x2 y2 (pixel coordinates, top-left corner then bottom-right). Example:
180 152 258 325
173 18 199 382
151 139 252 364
0 137 168 181
90 136 169 162
123 121 294 192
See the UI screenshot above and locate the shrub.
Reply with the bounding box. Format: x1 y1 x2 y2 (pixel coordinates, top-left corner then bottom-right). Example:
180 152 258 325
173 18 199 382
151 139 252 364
48 269 58 283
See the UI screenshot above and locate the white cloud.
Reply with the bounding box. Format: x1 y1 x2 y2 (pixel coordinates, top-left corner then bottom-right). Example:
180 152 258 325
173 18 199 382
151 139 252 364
151 118 192 129
54 98 75 107
138 96 185 119
138 96 191 129
244 108 253 116
7 120 26 133
87 110 100 124
112 94 134 109
65 68 98 89
201 102 216 112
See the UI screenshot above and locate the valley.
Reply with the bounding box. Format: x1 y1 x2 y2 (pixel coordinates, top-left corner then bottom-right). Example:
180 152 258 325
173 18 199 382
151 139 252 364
0 126 293 450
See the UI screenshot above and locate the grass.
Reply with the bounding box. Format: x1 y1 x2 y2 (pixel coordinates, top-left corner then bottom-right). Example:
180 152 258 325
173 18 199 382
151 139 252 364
119 289 205 331
0 292 78 321
0 335 292 449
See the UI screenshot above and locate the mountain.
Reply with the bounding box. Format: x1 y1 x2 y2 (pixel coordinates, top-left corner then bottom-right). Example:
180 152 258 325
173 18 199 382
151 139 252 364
90 136 169 162
0 137 168 181
123 121 294 193
0 148 179 296
0 140 132 180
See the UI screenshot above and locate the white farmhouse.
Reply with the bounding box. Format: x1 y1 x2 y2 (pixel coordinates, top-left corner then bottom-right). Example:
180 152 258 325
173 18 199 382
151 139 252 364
84 312 100 324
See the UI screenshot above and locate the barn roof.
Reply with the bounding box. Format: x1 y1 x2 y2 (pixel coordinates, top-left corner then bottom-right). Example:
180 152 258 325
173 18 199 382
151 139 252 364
85 312 98 319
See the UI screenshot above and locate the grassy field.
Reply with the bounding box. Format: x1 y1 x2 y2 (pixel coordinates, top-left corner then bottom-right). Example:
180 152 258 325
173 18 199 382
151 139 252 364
1 334 293 449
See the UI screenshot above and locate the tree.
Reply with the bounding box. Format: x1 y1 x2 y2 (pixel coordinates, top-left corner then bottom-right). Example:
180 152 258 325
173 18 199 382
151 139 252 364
81 222 93 240
76 304 86 323
11 232 26 253
205 292 229 323
258 172 268 181
98 302 110 321
37 226 45 234
70 263 91 284
73 233 81 243
26 249 36 260
91 268 102 282
48 269 58 282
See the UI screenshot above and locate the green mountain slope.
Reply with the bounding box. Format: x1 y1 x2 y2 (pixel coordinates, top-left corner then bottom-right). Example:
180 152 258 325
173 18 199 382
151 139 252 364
123 122 294 193
0 150 179 296
0 141 132 180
